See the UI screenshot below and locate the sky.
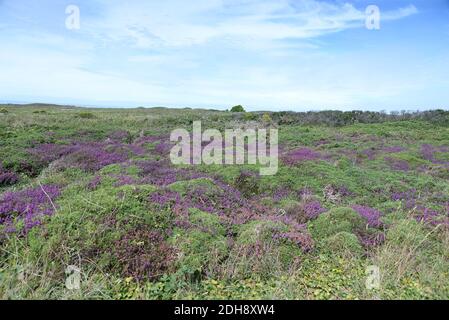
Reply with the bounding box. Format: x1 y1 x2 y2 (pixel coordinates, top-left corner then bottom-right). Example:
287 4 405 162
0 0 448 111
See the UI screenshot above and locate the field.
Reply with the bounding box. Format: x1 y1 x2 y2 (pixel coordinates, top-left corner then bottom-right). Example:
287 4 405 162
0 104 448 299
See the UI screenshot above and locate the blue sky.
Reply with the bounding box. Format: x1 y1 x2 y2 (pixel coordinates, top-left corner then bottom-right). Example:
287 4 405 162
0 0 448 111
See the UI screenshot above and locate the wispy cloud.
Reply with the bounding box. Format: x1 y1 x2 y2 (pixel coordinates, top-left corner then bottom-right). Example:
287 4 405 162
85 0 418 48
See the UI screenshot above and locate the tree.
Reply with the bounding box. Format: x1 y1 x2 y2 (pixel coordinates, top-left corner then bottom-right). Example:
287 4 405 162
230 105 246 113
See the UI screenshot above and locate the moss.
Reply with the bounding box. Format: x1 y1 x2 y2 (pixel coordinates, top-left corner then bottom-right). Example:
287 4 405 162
310 207 366 239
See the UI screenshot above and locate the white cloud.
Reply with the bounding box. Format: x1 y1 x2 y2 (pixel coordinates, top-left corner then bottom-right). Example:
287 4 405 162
83 0 418 48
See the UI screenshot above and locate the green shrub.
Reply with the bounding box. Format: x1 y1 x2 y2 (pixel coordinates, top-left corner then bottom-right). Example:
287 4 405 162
168 178 218 196
372 219 449 299
310 207 366 239
234 170 260 198
224 220 302 279
244 112 257 121
321 232 364 257
230 105 245 113
262 113 272 123
169 209 228 279
0 108 9 114
78 112 95 119
385 219 428 246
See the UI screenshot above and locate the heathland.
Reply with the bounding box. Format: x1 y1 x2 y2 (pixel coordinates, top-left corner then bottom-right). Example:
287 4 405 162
0 104 448 299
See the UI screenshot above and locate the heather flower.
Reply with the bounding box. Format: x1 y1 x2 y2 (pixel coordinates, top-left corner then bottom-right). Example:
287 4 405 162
147 176 267 228
29 142 134 172
149 190 182 207
0 185 60 236
154 141 173 156
87 175 102 190
138 160 182 186
273 231 314 252
266 215 314 252
421 144 449 166
283 148 324 166
133 135 164 147
336 185 353 197
273 186 291 202
107 130 132 143
391 189 417 202
286 200 326 223
297 187 313 200
113 227 175 281
29 138 149 174
112 175 137 187
0 170 19 187
421 144 435 162
352 205 383 228
302 201 326 219
384 157 410 171
358 232 386 248
383 146 405 153
413 206 449 227
361 148 377 160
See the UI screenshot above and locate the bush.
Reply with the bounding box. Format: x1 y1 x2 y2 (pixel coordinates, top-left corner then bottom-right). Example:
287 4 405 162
371 219 448 299
286 200 326 224
223 220 303 279
230 105 246 113
113 227 175 282
321 232 364 257
0 108 8 114
78 112 95 119
234 170 260 198
310 207 366 239
385 219 428 246
244 112 257 121
0 171 19 187
262 113 272 123
169 209 228 279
